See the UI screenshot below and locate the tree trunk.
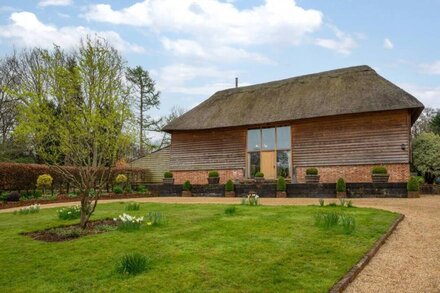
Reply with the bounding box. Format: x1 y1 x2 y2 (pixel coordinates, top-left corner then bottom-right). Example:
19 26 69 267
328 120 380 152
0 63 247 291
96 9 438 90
80 193 89 229
139 84 144 156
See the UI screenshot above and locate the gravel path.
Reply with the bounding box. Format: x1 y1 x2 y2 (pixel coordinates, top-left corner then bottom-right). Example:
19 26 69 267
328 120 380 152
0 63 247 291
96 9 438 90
2 195 439 292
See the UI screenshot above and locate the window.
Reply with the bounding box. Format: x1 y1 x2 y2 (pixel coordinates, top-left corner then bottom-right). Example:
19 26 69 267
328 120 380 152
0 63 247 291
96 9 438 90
248 152 261 178
247 129 261 151
276 126 291 149
262 128 276 150
277 150 290 178
247 126 292 179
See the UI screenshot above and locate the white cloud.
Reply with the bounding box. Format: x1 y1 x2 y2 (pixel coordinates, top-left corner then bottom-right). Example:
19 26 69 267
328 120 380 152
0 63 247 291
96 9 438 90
419 61 440 75
161 38 273 64
83 0 323 47
0 12 144 53
383 38 394 49
39 0 72 7
315 26 357 54
400 83 440 108
156 64 242 95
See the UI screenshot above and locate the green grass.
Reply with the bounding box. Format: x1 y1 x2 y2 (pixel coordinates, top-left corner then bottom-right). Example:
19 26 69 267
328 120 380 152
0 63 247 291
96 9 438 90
0 202 399 292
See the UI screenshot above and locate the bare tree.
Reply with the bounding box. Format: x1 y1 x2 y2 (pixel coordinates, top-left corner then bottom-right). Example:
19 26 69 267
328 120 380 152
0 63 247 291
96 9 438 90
412 107 439 137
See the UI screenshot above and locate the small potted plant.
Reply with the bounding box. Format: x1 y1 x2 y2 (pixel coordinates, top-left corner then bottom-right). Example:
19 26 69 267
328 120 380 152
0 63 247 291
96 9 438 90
163 171 174 185
371 166 389 183
407 176 420 198
276 176 287 198
254 172 264 182
336 177 346 198
182 180 192 197
225 179 235 197
305 168 320 183
207 170 220 184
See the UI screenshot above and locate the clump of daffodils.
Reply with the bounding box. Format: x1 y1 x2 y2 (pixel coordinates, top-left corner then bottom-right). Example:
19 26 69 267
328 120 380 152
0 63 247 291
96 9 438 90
14 204 40 215
114 213 144 231
57 205 81 220
241 192 260 206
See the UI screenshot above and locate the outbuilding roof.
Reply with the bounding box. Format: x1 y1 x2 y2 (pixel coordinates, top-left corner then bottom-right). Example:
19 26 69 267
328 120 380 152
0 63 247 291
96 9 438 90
163 65 424 131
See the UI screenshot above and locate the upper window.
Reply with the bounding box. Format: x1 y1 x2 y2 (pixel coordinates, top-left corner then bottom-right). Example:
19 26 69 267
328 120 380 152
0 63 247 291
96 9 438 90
247 129 261 151
262 128 276 150
276 126 291 149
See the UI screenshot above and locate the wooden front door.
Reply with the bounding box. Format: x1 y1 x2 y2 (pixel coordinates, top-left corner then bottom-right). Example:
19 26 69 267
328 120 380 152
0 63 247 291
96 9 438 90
261 151 276 179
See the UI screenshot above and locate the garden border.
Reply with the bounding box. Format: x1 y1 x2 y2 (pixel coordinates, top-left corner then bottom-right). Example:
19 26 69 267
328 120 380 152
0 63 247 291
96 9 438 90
329 213 405 293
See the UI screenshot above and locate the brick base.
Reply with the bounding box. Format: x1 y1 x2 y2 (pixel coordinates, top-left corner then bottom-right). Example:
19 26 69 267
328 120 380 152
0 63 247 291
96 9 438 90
172 169 245 185
295 164 410 183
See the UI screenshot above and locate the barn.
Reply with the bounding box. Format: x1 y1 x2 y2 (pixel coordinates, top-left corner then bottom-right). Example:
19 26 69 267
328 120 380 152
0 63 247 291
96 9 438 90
163 65 424 185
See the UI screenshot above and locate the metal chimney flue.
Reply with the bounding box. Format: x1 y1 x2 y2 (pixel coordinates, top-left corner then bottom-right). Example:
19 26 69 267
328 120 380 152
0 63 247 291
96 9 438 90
235 77 238 88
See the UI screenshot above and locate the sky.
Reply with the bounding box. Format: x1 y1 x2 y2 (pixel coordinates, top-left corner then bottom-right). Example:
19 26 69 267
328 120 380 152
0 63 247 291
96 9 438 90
0 0 439 120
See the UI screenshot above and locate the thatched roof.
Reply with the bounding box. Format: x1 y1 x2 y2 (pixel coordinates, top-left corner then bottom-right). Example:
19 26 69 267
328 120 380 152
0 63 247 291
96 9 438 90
163 65 424 131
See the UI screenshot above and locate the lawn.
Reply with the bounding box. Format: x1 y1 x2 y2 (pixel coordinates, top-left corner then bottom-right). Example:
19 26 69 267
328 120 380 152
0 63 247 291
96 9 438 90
0 202 399 292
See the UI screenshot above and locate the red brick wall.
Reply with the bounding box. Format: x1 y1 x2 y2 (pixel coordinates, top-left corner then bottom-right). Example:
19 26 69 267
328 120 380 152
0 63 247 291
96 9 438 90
173 169 245 185
295 164 410 183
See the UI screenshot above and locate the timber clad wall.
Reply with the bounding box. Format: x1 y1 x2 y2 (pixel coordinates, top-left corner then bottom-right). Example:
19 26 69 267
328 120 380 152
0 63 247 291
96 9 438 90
170 129 246 171
292 110 410 166
130 147 170 183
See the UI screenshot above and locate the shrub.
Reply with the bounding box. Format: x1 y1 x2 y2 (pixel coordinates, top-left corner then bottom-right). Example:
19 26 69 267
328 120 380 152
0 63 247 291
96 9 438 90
126 202 140 211
57 205 81 220
13 204 40 215
137 185 147 193
407 176 420 192
124 185 132 193
115 174 128 184
0 192 8 201
6 191 20 202
163 171 173 178
208 170 219 178
113 185 123 194
306 168 318 175
336 178 346 192
415 176 425 186
327 202 337 207
224 206 236 215
33 190 43 198
146 211 165 226
314 212 340 229
114 213 144 231
277 176 286 191
340 214 356 234
183 180 191 191
347 200 354 208
372 166 387 174
254 172 264 178
225 180 234 192
116 253 150 276
36 174 53 191
319 198 324 207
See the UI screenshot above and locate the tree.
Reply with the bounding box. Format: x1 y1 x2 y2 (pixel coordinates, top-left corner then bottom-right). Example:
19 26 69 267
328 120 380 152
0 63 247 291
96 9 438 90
412 107 438 137
430 111 440 135
126 66 160 156
152 106 186 149
412 132 440 183
15 37 133 228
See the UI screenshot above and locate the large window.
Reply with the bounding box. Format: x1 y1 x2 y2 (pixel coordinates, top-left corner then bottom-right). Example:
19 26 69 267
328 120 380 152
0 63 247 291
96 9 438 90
247 126 291 178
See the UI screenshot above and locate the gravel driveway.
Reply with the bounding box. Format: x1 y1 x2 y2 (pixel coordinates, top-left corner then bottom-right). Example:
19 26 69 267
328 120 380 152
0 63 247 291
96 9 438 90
2 195 439 292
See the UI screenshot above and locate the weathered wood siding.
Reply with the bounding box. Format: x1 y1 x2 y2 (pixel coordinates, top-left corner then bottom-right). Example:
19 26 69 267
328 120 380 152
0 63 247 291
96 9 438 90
292 110 411 166
170 129 246 171
129 147 170 183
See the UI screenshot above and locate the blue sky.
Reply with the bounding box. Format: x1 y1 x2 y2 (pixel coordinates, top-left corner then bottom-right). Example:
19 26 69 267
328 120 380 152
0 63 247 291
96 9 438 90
0 0 439 120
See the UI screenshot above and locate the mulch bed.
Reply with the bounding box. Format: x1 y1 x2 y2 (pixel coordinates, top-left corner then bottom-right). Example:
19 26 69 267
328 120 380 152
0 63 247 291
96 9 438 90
0 193 150 210
21 218 117 242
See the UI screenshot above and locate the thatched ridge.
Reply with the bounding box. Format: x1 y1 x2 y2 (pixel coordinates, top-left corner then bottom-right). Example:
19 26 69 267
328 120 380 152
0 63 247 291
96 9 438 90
163 65 424 131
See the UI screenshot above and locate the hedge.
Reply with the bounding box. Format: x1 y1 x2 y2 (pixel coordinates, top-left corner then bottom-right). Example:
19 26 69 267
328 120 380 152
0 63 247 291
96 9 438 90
0 163 147 192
